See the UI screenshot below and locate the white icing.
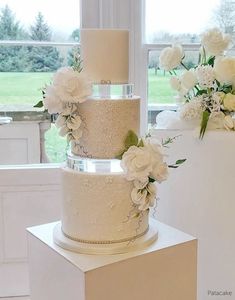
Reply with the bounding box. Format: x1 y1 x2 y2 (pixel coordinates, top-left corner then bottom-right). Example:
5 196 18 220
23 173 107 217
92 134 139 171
61 167 149 243
72 97 140 159
80 29 129 84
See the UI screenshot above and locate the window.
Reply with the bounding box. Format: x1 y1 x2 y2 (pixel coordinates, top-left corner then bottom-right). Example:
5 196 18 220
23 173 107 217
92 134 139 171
144 0 228 127
0 0 80 163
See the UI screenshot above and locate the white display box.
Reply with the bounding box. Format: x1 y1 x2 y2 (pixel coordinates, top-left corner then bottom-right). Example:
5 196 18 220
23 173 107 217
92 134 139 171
27 221 197 300
152 129 235 300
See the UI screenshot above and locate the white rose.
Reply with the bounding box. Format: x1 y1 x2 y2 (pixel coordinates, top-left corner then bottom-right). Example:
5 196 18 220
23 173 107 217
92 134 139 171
159 45 184 71
223 115 234 130
208 111 225 129
201 28 231 56
169 76 181 91
151 162 169 183
223 93 235 111
66 115 82 130
53 67 92 103
180 69 197 91
121 146 153 182
214 57 235 86
133 179 149 189
43 85 64 114
143 137 164 160
131 183 157 211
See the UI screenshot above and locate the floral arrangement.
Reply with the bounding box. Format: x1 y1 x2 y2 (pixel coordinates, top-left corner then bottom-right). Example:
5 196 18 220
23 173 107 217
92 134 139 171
159 28 235 138
35 57 92 144
118 131 185 211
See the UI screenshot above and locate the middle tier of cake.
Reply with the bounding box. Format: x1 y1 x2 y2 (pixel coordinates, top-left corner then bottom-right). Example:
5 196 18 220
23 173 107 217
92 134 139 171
61 159 149 244
71 96 140 159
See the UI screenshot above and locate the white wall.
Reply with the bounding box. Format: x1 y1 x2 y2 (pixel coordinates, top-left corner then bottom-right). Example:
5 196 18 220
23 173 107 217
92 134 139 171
0 165 61 297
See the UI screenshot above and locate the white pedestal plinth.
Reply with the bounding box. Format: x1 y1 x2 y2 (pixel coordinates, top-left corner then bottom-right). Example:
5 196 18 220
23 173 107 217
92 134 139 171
152 129 235 300
27 221 197 300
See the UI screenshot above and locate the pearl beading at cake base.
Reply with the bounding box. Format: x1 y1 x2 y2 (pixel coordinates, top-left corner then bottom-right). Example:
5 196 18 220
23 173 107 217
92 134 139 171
53 218 158 255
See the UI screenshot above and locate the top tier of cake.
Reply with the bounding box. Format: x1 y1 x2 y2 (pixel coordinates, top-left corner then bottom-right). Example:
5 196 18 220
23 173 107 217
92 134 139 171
80 29 129 84
71 29 139 159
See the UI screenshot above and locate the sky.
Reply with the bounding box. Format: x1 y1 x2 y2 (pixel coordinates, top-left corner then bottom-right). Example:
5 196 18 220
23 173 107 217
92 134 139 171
145 0 221 41
0 0 80 38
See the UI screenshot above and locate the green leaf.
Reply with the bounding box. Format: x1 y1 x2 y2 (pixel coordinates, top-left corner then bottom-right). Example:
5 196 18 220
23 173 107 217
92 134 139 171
115 150 126 160
161 135 181 147
175 159 186 165
220 84 233 94
138 138 144 147
199 111 210 139
207 56 215 66
168 165 179 168
168 158 186 168
196 89 207 96
124 130 139 149
34 100 44 108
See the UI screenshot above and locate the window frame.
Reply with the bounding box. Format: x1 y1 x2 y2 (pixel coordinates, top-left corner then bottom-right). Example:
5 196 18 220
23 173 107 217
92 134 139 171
0 0 206 165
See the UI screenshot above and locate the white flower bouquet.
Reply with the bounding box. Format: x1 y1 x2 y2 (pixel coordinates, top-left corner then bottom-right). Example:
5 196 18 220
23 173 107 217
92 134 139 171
159 28 235 138
35 57 92 144
118 131 185 211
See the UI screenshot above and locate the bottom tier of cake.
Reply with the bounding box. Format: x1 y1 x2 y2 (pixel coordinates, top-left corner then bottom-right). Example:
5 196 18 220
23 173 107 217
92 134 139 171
61 167 149 244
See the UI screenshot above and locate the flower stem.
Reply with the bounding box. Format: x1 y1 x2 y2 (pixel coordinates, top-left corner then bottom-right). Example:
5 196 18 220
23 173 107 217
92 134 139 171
181 62 189 70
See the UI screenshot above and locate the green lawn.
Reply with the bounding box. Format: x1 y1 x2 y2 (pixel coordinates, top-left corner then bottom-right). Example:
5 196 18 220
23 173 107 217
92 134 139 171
0 70 176 105
148 68 177 104
0 70 176 162
0 72 53 104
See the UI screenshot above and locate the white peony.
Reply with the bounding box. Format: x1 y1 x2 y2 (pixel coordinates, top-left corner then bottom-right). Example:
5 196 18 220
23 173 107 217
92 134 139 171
121 146 153 182
195 65 215 88
159 45 184 71
201 28 231 56
53 67 92 103
214 57 235 86
180 69 197 91
43 85 64 114
131 182 157 211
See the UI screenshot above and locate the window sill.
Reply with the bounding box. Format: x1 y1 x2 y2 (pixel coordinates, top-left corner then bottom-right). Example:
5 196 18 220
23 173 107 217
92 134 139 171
148 103 178 111
0 104 50 122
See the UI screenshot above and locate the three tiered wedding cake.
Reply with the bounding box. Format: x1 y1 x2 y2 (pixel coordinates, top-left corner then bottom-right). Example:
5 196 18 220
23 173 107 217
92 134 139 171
47 29 171 254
